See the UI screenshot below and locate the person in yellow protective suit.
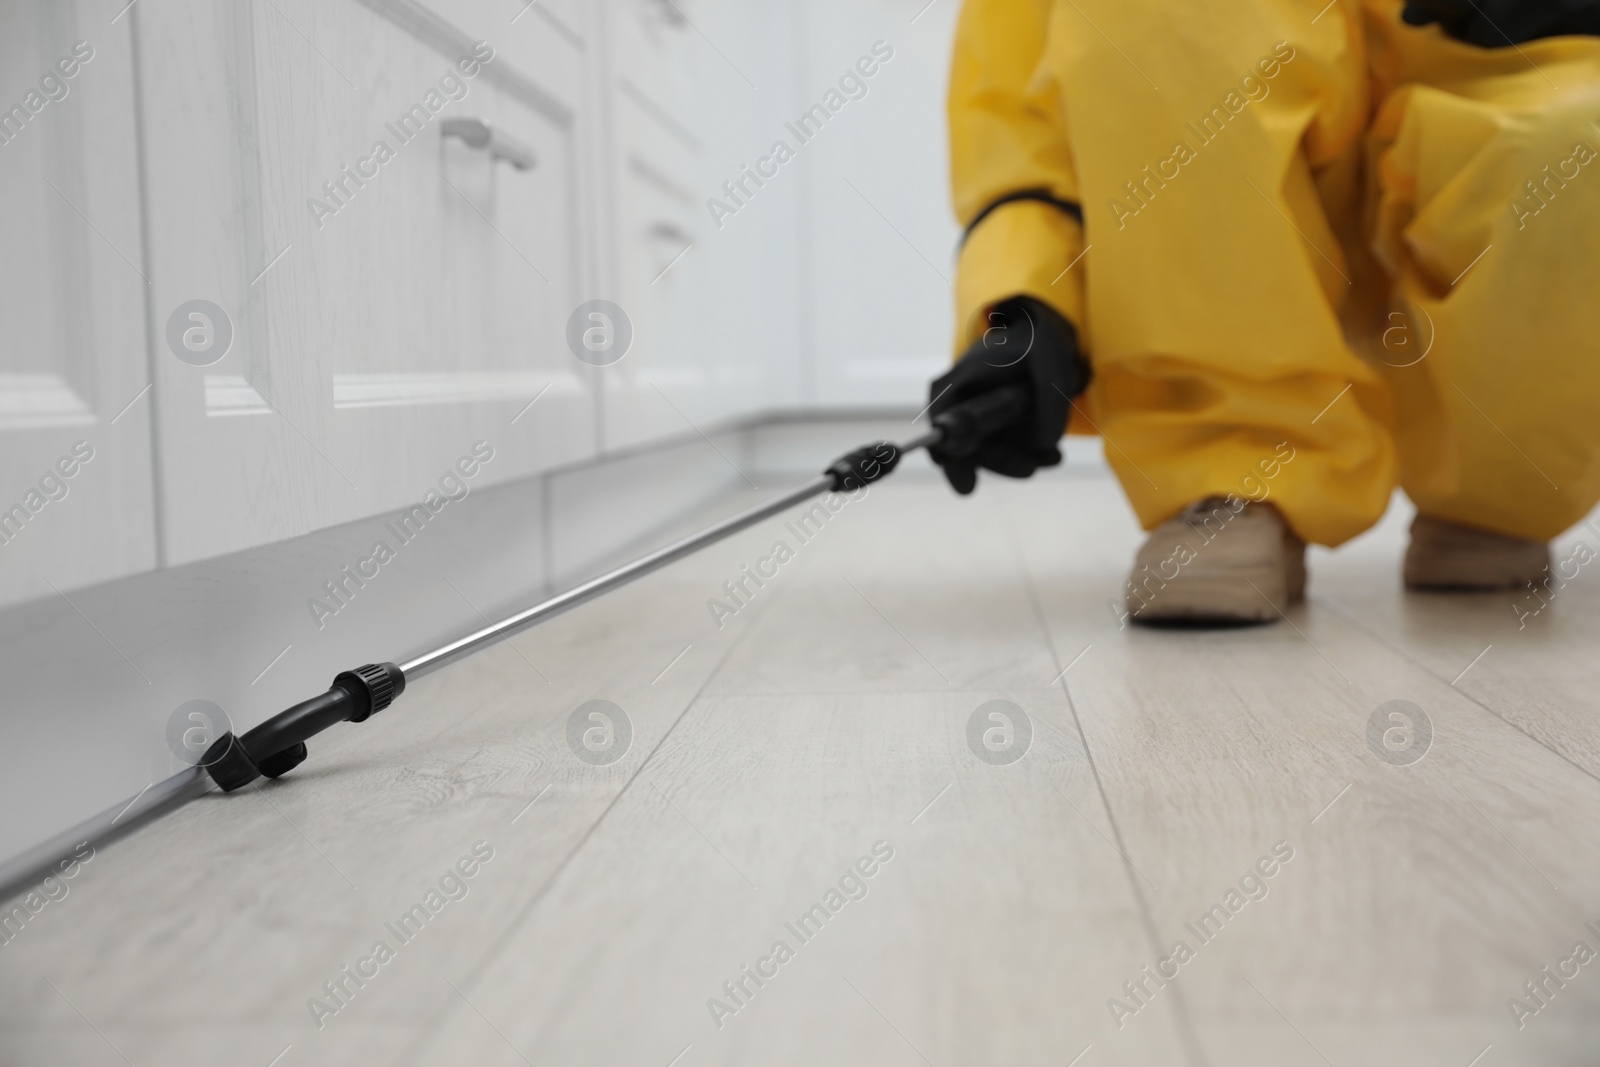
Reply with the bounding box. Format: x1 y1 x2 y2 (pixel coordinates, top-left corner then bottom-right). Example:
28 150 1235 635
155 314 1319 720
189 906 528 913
926 0 1600 625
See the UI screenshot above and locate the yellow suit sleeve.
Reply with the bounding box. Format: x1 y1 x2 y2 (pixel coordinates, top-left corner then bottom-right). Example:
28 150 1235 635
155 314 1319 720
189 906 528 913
948 0 1087 351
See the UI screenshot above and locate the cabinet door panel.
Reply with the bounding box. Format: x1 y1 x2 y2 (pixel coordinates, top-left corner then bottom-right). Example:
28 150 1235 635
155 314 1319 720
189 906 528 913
0 0 156 608
597 0 801 453
425 0 587 95
138 0 589 567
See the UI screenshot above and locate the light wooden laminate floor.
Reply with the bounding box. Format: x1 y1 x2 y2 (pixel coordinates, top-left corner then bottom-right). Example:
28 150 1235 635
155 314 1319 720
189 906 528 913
3 467 1598 1067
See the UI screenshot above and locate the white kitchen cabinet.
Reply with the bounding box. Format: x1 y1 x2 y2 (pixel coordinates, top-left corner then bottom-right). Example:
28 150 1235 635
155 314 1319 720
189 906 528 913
596 0 804 454
0 1 157 609
136 0 594 567
0 0 935 609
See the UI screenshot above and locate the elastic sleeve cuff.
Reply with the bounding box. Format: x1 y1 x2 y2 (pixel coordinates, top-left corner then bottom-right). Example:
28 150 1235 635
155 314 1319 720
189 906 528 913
953 198 1086 353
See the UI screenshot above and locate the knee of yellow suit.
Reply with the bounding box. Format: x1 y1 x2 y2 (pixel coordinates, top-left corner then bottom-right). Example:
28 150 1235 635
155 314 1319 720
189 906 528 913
1368 45 1600 541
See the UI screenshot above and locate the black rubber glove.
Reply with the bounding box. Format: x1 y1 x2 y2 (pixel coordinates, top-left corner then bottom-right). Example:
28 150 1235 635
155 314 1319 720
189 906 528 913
927 295 1090 495
1401 0 1600 46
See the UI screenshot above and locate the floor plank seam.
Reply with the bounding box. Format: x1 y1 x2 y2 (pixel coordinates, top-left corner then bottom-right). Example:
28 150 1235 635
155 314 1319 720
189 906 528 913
1051 673 1214 1067
1313 594 1600 790
402 587 779 1062
1001 503 1214 1067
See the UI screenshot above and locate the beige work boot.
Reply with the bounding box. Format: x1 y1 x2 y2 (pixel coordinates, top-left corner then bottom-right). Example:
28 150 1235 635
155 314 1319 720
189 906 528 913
1403 515 1550 590
1123 496 1306 626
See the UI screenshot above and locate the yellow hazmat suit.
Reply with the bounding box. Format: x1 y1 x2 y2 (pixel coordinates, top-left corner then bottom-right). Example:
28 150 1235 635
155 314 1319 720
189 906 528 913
951 0 1600 545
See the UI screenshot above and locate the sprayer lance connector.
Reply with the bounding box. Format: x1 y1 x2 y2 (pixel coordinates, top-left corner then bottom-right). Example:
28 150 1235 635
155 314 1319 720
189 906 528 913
824 441 903 492
201 662 406 792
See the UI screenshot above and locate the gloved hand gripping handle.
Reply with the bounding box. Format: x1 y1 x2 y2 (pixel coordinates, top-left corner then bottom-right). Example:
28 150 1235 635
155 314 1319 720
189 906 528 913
929 385 1032 460
823 386 1032 491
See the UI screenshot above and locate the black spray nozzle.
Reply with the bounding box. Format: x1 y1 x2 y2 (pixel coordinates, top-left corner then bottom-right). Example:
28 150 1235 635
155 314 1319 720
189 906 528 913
202 661 406 792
